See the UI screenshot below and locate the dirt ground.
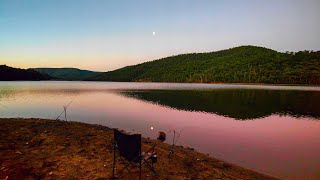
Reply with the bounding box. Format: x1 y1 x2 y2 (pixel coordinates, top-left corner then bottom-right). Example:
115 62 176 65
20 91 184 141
0 118 276 179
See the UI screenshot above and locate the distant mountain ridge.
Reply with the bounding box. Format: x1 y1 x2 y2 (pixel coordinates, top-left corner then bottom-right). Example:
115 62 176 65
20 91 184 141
32 68 99 80
0 65 51 81
86 46 320 85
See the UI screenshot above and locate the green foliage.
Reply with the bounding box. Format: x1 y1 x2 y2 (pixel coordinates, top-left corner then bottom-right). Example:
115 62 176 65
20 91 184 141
32 68 98 80
121 90 320 120
0 65 51 81
87 46 320 85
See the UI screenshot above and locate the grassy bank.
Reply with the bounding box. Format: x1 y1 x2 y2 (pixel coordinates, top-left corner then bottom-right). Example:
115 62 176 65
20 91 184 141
0 118 276 179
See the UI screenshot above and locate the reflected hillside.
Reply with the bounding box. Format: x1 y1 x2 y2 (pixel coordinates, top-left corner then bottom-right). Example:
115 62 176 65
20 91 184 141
120 90 320 120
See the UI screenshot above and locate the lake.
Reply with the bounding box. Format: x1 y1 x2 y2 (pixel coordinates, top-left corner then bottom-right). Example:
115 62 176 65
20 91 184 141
0 81 319 179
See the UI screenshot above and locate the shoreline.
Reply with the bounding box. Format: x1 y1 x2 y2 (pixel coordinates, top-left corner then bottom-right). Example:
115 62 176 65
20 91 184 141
1 80 319 87
0 118 277 179
84 81 320 87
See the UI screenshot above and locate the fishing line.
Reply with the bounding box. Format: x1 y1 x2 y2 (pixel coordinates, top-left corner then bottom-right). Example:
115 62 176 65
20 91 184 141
168 128 184 157
168 128 183 145
55 95 78 121
174 129 183 145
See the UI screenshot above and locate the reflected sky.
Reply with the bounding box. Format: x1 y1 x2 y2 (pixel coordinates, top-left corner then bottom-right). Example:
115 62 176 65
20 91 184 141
0 81 319 179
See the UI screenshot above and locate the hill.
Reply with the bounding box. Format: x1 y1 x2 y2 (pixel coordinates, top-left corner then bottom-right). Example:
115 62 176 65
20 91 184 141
86 46 320 85
0 65 51 81
32 68 99 80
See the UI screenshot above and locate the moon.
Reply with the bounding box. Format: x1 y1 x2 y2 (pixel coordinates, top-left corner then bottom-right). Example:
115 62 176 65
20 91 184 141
152 32 156 36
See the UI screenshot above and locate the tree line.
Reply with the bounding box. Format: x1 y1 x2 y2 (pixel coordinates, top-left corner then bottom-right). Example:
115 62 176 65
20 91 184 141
87 46 320 85
0 65 51 81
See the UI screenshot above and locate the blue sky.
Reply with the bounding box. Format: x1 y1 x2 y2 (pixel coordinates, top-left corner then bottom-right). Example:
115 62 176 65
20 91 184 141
0 0 320 71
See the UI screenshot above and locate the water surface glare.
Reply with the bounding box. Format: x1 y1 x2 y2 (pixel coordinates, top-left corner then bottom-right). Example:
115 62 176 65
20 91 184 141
0 81 319 179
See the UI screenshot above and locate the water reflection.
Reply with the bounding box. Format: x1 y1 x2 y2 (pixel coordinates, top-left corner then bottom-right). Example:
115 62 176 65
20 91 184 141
0 82 319 179
120 90 320 120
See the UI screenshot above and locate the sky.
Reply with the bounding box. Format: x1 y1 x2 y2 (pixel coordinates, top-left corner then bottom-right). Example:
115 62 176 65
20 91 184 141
0 0 320 71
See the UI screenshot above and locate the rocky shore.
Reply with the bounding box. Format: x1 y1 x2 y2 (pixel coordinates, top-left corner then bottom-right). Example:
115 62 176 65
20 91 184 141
0 118 276 179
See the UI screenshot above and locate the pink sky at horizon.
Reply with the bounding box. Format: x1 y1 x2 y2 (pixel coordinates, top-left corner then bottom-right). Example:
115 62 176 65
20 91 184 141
1 0 319 71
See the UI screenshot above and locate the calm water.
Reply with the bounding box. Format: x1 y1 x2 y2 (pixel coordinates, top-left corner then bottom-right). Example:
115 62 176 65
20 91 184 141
0 81 319 179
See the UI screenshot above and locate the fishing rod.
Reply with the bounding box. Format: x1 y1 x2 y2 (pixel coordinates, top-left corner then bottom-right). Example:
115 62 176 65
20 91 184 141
168 129 183 157
174 129 183 145
55 96 77 121
169 129 183 145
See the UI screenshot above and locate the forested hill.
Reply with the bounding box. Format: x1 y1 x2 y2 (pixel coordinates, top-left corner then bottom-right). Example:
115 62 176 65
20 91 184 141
32 68 98 80
0 65 51 81
86 46 320 85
